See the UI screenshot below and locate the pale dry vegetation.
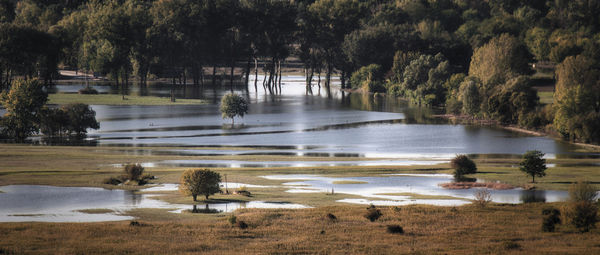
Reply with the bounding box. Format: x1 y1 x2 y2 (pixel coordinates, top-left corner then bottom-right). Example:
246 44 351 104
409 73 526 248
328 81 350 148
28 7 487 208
1 204 599 254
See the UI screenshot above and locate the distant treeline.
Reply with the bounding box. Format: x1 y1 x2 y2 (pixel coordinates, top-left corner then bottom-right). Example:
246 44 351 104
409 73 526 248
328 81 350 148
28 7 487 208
0 0 598 143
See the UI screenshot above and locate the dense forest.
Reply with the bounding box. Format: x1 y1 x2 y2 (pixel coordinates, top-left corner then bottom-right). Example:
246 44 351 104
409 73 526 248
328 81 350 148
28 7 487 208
0 0 599 143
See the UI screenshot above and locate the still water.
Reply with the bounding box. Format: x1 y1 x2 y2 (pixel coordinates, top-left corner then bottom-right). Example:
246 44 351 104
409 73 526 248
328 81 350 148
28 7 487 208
49 75 589 160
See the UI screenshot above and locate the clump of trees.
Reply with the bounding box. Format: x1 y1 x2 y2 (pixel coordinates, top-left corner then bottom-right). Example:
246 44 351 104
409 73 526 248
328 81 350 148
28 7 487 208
179 169 221 201
0 79 99 141
519 150 547 183
220 93 248 125
1 0 599 145
39 103 99 137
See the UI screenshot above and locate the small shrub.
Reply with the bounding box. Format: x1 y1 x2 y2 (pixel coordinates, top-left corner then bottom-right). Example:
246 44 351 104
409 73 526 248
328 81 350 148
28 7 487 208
326 213 337 221
124 163 144 181
474 189 492 207
129 221 141 227
228 214 237 225
542 207 561 232
78 87 98 94
450 154 477 178
365 205 383 222
503 241 521 250
387 225 404 234
236 220 248 229
103 177 122 185
565 181 598 232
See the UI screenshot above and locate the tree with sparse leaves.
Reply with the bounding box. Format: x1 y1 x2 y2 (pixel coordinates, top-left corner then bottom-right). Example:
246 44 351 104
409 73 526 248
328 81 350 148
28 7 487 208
179 169 221 201
519 150 547 183
220 93 248 125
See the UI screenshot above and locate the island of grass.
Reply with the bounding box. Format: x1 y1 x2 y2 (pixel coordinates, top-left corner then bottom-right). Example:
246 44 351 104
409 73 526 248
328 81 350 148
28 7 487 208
48 93 207 106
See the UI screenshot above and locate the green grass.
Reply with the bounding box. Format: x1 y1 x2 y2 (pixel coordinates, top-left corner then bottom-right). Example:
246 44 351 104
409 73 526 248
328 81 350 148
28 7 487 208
538 91 554 105
48 93 207 105
77 209 115 214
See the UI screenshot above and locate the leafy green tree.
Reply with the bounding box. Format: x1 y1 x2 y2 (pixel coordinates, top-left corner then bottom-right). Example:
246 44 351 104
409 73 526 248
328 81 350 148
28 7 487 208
486 76 539 124
524 27 551 62
220 93 248 125
519 150 547 183
399 53 450 106
179 169 221 201
38 107 69 137
0 79 47 141
61 103 99 137
349 64 384 93
469 34 531 86
553 55 600 143
458 77 481 115
309 0 365 96
450 154 477 179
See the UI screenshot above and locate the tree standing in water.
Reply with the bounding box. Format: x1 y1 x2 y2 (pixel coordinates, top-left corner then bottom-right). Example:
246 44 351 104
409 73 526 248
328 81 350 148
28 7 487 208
220 93 248 125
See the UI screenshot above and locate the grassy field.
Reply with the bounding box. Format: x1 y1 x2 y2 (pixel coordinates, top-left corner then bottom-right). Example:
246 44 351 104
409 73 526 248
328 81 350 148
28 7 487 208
48 93 207 105
1 203 599 254
2 143 600 253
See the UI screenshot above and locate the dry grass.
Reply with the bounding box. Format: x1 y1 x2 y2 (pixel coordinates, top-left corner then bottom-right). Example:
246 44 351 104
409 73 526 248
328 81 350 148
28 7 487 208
1 204 599 254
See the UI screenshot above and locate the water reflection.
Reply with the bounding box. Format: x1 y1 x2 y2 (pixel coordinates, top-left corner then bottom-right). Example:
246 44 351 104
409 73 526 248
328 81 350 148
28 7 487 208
520 190 547 203
264 174 570 205
39 76 592 158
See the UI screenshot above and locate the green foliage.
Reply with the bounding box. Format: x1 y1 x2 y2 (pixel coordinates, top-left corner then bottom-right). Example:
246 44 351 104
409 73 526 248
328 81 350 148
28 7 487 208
458 77 481 116
486 76 539 124
349 64 385 93
0 79 47 141
38 107 68 137
553 55 600 144
564 181 598 232
519 150 547 183
393 53 450 106
220 93 249 125
525 27 551 62
450 154 477 178
179 169 221 201
61 103 100 136
469 34 531 86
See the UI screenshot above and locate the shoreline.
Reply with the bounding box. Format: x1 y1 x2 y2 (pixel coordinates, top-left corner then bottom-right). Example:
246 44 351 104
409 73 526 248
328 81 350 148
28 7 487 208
433 114 600 151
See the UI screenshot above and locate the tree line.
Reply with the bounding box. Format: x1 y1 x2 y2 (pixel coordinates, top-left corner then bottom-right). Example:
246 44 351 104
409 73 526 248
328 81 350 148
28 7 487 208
0 0 598 143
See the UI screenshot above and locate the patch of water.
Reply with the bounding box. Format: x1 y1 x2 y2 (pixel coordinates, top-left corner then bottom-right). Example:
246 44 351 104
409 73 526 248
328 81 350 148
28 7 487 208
263 174 569 205
0 185 306 222
143 159 446 168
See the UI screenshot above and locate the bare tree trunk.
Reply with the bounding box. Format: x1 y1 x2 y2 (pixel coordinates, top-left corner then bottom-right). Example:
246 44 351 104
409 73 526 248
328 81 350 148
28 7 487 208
254 57 258 93
245 56 251 92
325 63 332 98
278 60 282 94
212 65 217 86
230 60 234 93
